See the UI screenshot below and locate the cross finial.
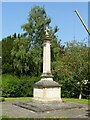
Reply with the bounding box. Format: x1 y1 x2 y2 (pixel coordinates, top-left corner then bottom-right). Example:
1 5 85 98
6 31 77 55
44 27 50 36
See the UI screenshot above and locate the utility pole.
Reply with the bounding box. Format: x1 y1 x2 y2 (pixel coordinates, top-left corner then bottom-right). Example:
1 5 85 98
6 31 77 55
74 10 90 35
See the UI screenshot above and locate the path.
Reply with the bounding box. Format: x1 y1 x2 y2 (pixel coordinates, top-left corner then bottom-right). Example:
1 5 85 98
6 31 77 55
1 101 89 119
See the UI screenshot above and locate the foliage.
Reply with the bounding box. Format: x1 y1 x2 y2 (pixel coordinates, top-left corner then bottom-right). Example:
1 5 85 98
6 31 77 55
2 74 20 97
53 41 89 99
0 41 2 55
21 6 51 44
2 74 39 97
1 6 89 99
2 34 16 74
64 41 88 99
18 75 39 97
20 6 51 76
11 37 31 76
0 97 5 102
0 41 2 74
11 6 61 77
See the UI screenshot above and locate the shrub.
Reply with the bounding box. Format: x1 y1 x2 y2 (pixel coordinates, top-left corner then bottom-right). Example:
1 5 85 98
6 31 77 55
2 74 20 97
0 97 5 102
2 74 39 97
19 75 39 97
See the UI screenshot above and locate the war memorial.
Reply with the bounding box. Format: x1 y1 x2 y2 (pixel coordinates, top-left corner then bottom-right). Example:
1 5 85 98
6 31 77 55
14 27 83 113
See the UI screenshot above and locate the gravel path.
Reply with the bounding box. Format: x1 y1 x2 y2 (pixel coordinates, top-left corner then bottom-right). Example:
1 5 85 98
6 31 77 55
1 101 89 119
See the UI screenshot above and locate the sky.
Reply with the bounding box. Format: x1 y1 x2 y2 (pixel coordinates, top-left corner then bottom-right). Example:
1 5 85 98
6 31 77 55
1 2 88 45
1 0 89 2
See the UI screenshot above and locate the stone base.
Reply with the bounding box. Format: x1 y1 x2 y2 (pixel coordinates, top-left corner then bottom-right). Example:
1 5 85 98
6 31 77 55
13 101 83 112
33 80 62 102
32 98 62 102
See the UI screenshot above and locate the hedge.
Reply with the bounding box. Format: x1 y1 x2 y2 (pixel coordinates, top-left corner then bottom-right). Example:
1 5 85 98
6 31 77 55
2 74 39 97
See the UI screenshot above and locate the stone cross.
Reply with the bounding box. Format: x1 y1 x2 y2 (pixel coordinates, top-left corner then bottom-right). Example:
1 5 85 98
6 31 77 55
43 27 51 75
33 26 62 102
44 27 50 36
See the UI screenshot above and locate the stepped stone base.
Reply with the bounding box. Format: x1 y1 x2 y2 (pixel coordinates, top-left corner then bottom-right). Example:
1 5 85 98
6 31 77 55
33 79 62 102
13 101 83 112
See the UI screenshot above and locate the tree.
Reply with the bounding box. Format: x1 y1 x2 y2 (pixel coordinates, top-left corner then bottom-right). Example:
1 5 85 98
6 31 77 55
2 34 17 74
65 41 88 99
11 6 62 77
53 41 88 99
22 6 51 45
11 37 31 76
0 41 2 74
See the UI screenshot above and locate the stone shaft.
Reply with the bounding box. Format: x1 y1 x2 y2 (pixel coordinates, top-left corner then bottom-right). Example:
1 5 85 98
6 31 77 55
43 40 51 74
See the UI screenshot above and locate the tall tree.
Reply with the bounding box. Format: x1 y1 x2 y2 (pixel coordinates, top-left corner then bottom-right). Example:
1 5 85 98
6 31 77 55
2 34 17 74
0 41 2 74
11 6 61 76
11 37 31 76
21 6 51 45
53 41 88 99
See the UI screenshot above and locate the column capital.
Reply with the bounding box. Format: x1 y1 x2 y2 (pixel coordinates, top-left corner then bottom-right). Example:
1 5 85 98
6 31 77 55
44 35 51 41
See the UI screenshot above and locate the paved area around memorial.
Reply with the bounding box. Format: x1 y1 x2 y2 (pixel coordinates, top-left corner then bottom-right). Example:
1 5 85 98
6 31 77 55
0 100 90 119
13 100 85 112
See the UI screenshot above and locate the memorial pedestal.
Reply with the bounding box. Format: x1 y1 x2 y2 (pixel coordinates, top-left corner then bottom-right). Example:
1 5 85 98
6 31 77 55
33 79 62 102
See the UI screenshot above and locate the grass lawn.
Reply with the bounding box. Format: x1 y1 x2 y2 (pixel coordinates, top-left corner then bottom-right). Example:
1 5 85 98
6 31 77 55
48 116 68 119
0 115 14 118
62 98 89 105
1 115 68 120
5 97 32 101
1 97 88 105
0 97 32 102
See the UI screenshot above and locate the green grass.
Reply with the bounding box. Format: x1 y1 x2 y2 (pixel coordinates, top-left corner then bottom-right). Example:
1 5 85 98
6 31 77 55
0 115 15 119
1 115 68 120
48 116 68 119
5 97 32 101
1 115 36 120
2 97 89 105
62 98 89 105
